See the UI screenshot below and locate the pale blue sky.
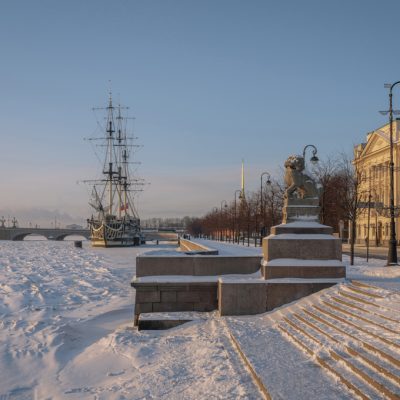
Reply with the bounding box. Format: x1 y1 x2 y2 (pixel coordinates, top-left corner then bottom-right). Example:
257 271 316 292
1 0 400 224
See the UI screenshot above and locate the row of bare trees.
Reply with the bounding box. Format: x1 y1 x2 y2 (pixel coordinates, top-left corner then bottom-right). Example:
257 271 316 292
187 179 285 246
186 153 365 264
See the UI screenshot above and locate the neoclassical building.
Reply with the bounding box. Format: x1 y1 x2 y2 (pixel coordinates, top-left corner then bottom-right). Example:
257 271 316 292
353 120 400 245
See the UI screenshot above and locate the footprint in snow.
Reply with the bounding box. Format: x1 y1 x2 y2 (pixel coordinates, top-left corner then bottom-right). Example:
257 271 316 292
107 370 125 377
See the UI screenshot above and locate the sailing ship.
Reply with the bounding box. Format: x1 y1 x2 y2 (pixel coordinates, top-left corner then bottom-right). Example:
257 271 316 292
85 94 143 247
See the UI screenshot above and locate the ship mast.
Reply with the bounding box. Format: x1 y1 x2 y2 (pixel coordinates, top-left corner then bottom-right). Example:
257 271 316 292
106 93 115 216
116 104 123 219
115 101 130 219
85 91 145 247
85 92 143 221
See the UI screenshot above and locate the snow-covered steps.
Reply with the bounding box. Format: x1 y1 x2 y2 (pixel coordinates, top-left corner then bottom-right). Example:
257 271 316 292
225 282 400 399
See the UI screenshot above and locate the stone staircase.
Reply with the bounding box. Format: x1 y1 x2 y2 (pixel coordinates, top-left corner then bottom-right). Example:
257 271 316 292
226 281 400 400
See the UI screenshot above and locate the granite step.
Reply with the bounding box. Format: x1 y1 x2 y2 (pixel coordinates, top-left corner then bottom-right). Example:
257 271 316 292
262 258 345 279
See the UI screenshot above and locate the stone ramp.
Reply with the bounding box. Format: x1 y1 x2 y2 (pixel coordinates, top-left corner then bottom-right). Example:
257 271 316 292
225 282 400 400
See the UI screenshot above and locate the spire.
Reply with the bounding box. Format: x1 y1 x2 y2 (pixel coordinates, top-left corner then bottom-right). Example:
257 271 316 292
241 159 245 200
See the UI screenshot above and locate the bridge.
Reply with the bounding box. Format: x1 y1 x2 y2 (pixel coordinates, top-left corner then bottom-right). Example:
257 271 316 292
0 227 90 241
0 227 179 242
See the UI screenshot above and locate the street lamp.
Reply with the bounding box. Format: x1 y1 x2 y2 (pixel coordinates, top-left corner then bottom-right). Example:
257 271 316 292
220 200 228 241
212 207 218 240
234 189 242 243
379 81 400 265
302 144 319 165
260 172 271 237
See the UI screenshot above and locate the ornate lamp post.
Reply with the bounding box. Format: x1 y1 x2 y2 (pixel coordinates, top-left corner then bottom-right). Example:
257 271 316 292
379 81 400 265
220 200 228 241
260 172 271 237
302 144 319 166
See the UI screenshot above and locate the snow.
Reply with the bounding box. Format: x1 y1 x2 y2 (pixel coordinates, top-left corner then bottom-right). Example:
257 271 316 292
274 221 331 228
194 239 262 256
134 270 263 283
135 275 218 283
268 233 337 239
345 254 400 292
263 258 344 267
225 282 400 399
0 240 260 399
1 238 400 399
265 278 345 283
139 311 215 321
218 276 265 284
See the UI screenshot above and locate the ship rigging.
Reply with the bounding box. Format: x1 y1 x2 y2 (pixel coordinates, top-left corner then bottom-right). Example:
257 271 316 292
85 93 144 247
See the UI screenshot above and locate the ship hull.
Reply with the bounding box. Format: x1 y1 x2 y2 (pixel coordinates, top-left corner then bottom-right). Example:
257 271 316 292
89 219 141 248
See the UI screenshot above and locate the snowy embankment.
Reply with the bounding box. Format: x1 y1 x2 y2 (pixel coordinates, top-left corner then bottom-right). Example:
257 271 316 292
0 240 259 399
1 238 399 399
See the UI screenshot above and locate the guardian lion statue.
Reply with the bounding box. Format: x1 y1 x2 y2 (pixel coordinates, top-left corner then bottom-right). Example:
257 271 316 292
284 155 319 199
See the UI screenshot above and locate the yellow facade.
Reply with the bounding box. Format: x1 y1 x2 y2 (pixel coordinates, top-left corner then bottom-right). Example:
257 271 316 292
353 120 400 245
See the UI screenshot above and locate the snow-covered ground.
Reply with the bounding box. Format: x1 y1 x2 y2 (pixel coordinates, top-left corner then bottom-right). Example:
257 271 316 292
0 240 260 399
0 238 399 399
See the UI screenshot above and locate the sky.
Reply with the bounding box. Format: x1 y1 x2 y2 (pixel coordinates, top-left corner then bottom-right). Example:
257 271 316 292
1 0 400 226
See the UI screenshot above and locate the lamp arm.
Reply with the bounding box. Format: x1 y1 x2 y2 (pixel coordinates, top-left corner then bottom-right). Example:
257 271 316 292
302 144 318 159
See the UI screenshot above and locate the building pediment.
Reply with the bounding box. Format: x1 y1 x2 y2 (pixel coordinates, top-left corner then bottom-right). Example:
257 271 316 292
359 129 389 158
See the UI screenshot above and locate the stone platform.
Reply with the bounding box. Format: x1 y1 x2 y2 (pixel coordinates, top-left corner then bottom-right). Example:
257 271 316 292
132 201 346 323
219 197 347 317
131 254 262 325
262 220 346 281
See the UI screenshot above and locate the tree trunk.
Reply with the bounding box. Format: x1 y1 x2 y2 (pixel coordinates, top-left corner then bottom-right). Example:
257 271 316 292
350 218 356 266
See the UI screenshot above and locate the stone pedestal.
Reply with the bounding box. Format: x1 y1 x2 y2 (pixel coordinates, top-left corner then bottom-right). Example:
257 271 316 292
282 197 320 224
263 197 346 281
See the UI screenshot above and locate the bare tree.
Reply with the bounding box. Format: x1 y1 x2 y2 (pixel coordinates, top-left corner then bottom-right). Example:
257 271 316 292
263 179 285 232
336 153 368 265
313 156 344 229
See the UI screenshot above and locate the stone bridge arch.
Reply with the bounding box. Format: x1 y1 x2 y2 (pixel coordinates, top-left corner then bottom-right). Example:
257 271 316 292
12 232 49 241
7 228 90 241
53 233 90 241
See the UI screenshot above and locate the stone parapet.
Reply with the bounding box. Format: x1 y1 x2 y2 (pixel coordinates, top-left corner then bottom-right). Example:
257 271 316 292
136 255 261 277
218 278 267 316
132 279 218 325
